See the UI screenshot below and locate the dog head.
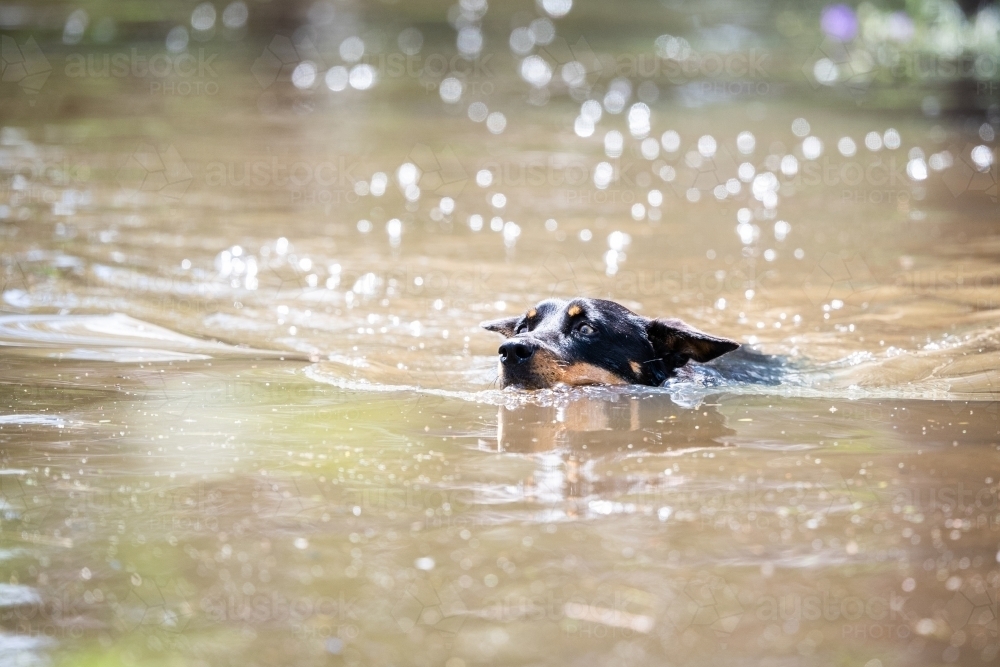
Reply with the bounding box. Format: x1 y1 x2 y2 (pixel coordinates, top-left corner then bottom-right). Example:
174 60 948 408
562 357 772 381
481 298 739 389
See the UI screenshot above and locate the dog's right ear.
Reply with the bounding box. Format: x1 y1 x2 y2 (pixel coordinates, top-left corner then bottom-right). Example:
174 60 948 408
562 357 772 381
480 316 520 337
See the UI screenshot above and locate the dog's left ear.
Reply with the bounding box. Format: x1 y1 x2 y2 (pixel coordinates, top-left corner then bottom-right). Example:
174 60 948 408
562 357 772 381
481 316 520 337
646 318 740 366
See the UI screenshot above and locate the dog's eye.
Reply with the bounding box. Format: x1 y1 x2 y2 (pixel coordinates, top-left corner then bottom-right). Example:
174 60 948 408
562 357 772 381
576 322 595 335
515 324 528 335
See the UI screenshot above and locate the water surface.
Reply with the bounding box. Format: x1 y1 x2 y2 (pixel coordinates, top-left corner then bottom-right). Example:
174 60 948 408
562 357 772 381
1 1 999 665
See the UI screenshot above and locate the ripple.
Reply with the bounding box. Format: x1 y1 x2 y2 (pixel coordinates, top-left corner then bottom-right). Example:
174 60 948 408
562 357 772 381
307 336 999 409
0 584 41 608
0 313 295 362
0 632 53 667
0 415 66 427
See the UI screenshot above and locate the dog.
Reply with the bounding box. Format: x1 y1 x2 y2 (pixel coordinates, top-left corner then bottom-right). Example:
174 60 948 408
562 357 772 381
482 297 740 389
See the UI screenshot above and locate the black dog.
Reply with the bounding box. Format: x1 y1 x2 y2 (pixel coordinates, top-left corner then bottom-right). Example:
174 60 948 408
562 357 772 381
482 298 740 389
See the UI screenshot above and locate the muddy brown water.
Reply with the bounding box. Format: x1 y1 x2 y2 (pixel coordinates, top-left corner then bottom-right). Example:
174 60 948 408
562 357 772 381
1 5 1000 666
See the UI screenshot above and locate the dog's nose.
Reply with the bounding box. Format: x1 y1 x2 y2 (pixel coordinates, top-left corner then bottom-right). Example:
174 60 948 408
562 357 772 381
499 340 536 366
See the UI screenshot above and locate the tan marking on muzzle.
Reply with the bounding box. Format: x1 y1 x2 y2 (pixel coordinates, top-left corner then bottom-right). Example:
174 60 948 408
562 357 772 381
499 347 563 388
499 348 627 388
558 362 628 386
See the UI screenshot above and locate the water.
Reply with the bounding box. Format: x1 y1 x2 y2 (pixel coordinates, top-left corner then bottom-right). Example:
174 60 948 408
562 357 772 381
1 1 999 665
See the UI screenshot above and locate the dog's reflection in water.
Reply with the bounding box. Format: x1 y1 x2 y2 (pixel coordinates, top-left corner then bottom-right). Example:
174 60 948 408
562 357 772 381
494 392 735 510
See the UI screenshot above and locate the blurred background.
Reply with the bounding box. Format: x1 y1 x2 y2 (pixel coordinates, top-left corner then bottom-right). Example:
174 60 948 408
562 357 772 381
1 1 999 666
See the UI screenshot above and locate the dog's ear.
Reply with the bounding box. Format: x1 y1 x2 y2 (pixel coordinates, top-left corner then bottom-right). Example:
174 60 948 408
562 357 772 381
481 316 520 337
646 318 739 366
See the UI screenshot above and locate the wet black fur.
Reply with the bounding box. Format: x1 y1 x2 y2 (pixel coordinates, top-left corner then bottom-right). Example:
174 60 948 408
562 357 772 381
482 297 741 389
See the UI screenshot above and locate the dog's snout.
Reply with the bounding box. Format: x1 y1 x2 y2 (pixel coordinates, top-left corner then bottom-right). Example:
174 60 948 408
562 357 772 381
499 340 536 365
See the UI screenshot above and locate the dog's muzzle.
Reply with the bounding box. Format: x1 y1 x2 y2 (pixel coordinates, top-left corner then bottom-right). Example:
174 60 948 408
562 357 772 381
497 338 550 388
498 340 537 367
